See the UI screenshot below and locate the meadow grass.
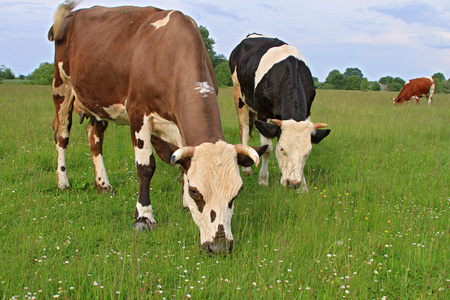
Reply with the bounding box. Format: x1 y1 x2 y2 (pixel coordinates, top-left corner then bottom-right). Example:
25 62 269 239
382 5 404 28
0 85 448 299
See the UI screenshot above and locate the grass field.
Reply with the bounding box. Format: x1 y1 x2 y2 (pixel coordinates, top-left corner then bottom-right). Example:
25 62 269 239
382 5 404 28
0 85 448 299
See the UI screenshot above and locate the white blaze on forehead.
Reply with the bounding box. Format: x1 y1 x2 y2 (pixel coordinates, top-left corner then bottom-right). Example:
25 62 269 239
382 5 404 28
255 45 307 88
194 82 215 97
152 11 175 29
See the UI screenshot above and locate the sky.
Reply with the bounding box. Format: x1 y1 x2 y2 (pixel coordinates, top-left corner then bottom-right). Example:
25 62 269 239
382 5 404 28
1 0 449 82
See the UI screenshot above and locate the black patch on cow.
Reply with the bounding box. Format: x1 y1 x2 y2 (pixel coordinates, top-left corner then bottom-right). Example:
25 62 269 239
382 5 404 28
189 186 205 213
136 154 156 207
311 129 331 144
230 37 316 122
255 120 281 139
60 166 66 172
237 144 269 167
238 98 245 108
137 139 144 149
210 210 216 223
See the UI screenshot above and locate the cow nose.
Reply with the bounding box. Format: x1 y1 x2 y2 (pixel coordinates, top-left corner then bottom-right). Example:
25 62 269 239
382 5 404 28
287 180 300 189
208 239 233 256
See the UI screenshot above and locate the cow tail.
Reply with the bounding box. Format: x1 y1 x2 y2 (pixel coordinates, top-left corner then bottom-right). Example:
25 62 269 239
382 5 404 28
48 1 79 41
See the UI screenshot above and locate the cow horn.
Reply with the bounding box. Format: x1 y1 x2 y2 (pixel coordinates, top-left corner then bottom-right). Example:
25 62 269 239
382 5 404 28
170 147 195 165
235 144 260 167
270 119 283 127
313 123 328 130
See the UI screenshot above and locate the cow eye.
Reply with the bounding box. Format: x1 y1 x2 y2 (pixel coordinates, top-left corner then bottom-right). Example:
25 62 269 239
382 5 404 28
189 188 199 199
280 148 285 154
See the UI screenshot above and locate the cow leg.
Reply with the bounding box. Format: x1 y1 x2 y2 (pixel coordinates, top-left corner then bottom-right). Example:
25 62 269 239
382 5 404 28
52 76 75 189
258 134 273 186
86 119 113 192
130 114 157 231
427 83 435 104
233 84 253 175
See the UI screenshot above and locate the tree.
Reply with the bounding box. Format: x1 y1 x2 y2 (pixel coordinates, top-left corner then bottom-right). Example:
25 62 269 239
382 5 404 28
360 78 370 91
379 76 393 85
370 81 381 91
432 72 445 82
0 65 15 80
27 62 54 85
441 80 450 94
312 76 320 89
212 54 227 69
345 75 361 90
344 67 363 79
388 77 405 92
199 25 217 66
325 69 346 90
214 61 232 87
433 72 445 93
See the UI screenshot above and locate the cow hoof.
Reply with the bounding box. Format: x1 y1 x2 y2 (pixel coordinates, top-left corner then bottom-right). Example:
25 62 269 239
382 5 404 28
133 219 156 232
95 183 115 195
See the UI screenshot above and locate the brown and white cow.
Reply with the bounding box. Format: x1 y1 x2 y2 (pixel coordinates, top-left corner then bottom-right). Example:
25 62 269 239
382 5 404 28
48 1 267 255
393 76 435 105
229 34 330 192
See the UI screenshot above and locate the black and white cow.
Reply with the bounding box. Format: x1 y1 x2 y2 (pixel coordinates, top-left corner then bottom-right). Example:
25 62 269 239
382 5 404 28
229 33 330 192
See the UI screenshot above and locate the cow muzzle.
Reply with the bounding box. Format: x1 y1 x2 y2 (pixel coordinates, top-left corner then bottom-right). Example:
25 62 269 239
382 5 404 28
286 179 301 189
201 224 234 256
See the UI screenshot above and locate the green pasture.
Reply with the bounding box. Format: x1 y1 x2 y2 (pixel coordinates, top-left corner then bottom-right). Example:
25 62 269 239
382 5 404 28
0 85 448 299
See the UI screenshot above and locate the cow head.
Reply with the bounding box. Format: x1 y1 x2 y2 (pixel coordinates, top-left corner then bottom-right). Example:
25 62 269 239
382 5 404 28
255 119 329 189
151 135 267 255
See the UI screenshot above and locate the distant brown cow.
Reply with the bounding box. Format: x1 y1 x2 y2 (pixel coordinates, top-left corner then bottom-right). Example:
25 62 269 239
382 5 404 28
393 76 435 105
48 1 267 255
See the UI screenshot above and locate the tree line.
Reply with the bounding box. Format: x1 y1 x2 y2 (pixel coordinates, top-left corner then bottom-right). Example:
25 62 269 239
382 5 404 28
2 26 449 94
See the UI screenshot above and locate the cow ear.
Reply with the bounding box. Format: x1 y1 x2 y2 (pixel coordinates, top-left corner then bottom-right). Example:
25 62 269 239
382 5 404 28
255 120 281 139
151 135 191 170
237 145 269 167
311 129 331 144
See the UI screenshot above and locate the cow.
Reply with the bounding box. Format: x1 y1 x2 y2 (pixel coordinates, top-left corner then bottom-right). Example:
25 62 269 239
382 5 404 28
393 76 435 105
48 1 267 255
229 33 330 192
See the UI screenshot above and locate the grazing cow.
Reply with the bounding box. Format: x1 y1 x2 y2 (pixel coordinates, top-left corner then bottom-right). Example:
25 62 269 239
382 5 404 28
393 76 435 105
48 2 267 255
229 33 330 192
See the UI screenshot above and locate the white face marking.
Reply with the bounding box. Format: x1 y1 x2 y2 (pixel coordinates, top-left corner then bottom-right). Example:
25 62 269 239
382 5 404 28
254 44 307 88
275 120 314 187
183 141 242 245
194 82 215 98
151 11 175 29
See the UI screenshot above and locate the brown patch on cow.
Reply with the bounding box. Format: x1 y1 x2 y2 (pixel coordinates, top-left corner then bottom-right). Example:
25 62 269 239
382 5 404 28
137 139 144 149
216 224 225 237
238 98 245 109
60 166 66 172
210 210 216 223
189 186 205 212
58 137 69 148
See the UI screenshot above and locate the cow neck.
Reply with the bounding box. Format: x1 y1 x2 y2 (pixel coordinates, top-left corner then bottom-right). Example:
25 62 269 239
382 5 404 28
176 93 225 147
